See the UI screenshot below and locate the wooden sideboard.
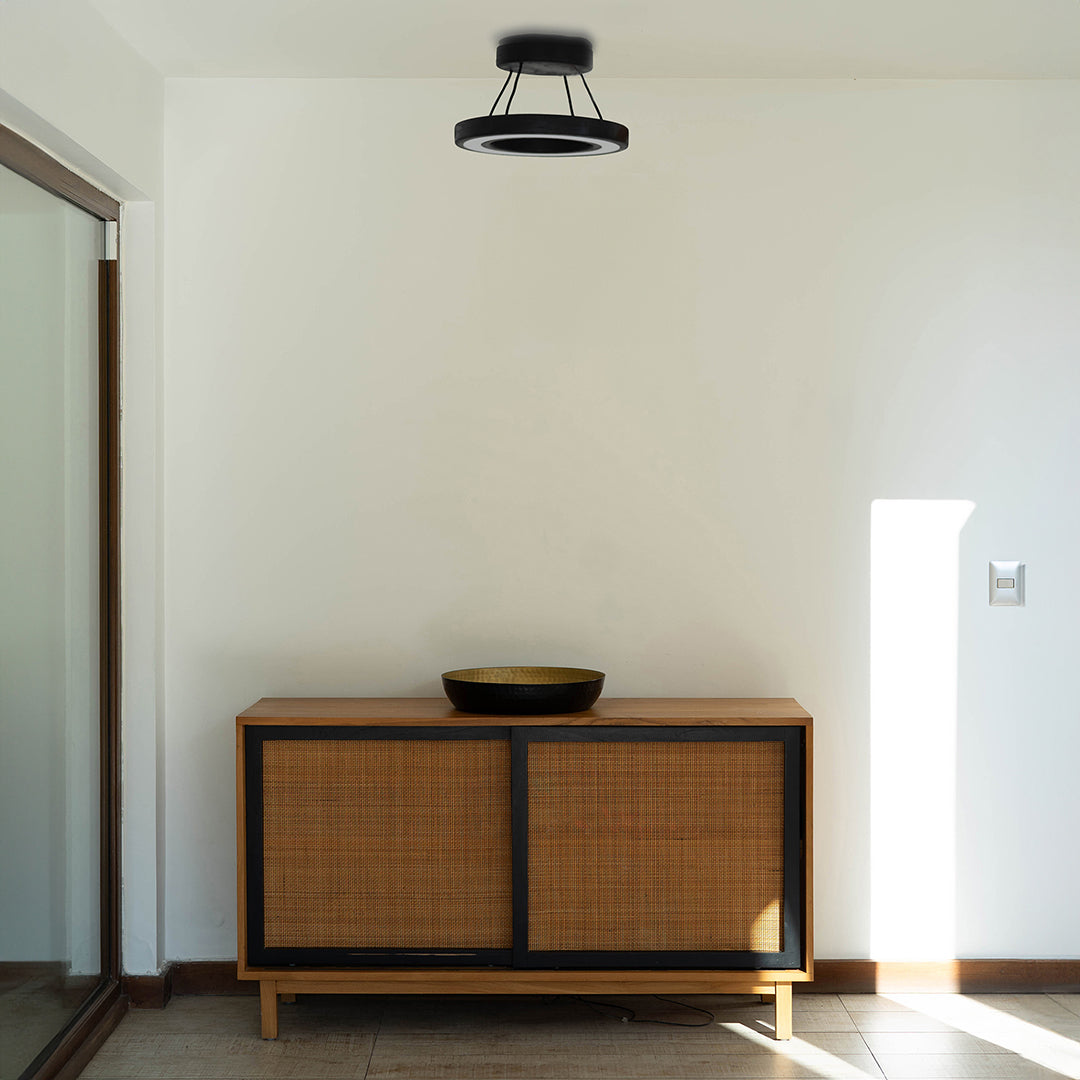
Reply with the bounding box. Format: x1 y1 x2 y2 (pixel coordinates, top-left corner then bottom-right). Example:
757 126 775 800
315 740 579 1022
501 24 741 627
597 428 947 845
237 698 812 1039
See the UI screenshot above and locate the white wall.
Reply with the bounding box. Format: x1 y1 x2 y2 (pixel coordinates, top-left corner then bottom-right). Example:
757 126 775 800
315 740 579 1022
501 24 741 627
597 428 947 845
163 76 1080 961
0 0 166 975
0 0 161 200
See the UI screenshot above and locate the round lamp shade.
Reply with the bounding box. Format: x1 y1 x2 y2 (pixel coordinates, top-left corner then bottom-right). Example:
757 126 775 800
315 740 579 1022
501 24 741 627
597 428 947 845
455 113 629 157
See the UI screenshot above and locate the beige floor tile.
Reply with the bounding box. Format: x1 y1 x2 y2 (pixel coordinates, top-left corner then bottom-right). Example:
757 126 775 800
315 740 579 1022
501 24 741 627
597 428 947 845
859 1032 1010 1055
841 996 918 1013
77 991 1080 1080
113 994 385 1039
374 1030 855 1051
706 1031 874 1055
873 1053 1066 1078
685 993 848 1014
850 1012 962 1034
789 994 848 1011
675 1013 855 1038
697 997 850 1019
386 1027 871 1053
278 995 387 1035
378 996 626 1034
364 1071 882 1080
81 1032 375 1078
680 997 851 1028
366 1033 883 1079
378 994 843 1036
663 995 774 1009
863 1000 1080 1077
945 1017 1080 1045
722 1008 860 1034
1050 994 1080 1018
895 994 1080 1040
948 995 1077 1024
111 997 264 1038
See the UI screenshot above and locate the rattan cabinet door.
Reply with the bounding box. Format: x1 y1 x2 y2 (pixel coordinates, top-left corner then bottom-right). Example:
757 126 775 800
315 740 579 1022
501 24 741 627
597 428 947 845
513 727 804 969
244 726 513 966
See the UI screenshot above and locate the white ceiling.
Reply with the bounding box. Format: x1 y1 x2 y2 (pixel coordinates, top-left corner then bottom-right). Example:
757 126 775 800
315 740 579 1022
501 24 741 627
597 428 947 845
88 0 1080 78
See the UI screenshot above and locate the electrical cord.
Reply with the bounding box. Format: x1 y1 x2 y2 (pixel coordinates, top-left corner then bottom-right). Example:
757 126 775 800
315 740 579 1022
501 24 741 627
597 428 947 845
570 995 716 1027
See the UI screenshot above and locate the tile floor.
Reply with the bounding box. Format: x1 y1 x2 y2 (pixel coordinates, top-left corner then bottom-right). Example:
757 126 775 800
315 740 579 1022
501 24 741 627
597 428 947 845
81 992 1080 1080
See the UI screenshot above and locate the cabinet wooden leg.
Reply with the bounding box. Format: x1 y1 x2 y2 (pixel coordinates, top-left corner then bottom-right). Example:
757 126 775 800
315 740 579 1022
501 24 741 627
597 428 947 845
773 982 792 1040
259 980 278 1040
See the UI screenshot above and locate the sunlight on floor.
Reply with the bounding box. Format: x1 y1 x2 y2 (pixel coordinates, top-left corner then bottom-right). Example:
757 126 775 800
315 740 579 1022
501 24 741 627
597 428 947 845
885 993 1080 1078
721 1022 884 1077
80 991 1080 1080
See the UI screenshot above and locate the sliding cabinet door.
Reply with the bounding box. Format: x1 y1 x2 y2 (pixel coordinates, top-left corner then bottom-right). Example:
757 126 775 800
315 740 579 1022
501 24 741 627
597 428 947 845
514 727 805 970
244 727 513 967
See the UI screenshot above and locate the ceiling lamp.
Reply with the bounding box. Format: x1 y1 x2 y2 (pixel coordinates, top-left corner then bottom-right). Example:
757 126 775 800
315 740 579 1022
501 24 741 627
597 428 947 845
455 33 629 158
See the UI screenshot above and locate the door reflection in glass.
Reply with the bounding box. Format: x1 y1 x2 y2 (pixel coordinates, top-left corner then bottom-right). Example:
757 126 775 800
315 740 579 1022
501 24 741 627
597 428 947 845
0 161 104 1079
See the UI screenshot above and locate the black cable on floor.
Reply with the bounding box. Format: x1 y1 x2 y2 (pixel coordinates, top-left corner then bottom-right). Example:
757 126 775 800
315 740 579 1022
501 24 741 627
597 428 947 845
571 995 716 1027
573 995 636 1022
648 995 716 1026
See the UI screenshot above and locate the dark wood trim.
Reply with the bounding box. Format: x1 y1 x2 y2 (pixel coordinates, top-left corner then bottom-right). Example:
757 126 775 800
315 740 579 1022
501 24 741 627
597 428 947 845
19 982 126 1080
99 257 122 985
168 958 1080 1001
51 991 127 1080
0 122 120 219
800 959 1080 994
122 965 174 1010
0 961 66 981
173 961 257 997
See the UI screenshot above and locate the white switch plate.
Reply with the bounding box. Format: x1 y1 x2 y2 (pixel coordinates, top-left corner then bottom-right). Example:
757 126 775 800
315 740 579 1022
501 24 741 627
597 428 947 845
989 561 1024 606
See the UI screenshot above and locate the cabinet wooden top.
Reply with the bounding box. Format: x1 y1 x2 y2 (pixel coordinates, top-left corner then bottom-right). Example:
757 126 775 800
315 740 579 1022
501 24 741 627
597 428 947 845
237 697 811 727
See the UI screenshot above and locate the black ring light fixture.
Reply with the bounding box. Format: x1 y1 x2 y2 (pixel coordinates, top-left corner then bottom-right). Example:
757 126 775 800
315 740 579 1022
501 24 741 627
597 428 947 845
455 33 629 157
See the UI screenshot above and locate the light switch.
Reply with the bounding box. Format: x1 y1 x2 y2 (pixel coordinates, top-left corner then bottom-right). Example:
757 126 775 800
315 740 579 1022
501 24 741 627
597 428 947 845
989 561 1024 606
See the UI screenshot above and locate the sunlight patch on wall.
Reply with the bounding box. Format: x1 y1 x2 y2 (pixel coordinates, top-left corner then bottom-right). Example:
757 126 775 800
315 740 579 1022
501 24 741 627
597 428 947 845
870 499 974 961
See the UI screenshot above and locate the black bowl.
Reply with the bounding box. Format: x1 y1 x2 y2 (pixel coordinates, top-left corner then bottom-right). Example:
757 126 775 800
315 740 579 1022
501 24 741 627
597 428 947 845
441 666 605 715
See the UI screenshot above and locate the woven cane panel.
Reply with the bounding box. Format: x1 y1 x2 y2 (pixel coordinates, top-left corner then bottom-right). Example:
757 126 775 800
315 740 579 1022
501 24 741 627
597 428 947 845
527 740 785 953
262 739 512 949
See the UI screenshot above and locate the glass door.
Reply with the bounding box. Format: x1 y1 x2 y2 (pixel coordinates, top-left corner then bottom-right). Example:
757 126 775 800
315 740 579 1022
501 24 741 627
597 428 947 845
0 152 116 1080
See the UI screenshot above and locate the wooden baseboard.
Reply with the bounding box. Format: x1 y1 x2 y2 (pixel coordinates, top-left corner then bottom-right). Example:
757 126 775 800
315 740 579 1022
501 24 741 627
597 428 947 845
122 961 255 1004
122 964 175 1009
154 959 1080 1002
0 961 67 978
803 960 1080 994
0 961 67 997
173 961 257 997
